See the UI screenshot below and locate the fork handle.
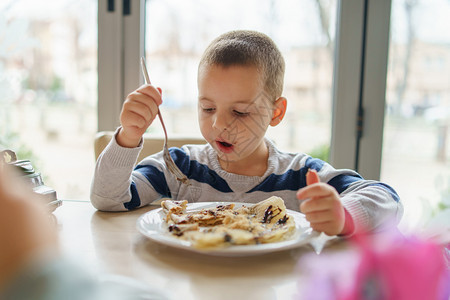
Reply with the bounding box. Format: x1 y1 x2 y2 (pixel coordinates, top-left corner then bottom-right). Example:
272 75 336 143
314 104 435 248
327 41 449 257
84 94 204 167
157 111 168 139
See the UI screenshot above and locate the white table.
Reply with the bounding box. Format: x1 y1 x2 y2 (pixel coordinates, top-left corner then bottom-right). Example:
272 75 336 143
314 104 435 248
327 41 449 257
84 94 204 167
53 200 346 300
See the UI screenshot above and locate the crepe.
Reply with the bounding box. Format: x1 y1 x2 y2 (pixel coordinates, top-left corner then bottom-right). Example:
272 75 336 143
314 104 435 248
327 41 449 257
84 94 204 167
160 196 295 249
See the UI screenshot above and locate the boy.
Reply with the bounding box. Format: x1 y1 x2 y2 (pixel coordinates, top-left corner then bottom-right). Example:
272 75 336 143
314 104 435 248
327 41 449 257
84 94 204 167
91 30 403 236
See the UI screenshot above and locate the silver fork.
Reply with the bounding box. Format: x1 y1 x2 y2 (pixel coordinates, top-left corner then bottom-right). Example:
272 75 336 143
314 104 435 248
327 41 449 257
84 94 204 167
140 56 190 185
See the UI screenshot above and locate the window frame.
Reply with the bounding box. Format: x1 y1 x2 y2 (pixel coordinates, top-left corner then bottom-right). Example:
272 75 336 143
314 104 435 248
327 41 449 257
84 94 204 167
331 0 391 180
98 0 145 132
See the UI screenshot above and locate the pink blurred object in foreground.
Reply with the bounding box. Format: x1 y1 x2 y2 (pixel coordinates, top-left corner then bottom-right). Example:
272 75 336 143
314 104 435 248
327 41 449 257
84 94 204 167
345 233 449 300
296 231 450 300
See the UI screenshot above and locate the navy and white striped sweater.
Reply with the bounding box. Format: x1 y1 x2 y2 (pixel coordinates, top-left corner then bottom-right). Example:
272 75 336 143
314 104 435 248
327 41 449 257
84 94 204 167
91 135 403 233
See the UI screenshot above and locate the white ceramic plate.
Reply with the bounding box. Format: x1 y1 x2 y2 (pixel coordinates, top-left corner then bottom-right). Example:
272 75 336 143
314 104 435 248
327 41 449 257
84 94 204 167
137 202 319 256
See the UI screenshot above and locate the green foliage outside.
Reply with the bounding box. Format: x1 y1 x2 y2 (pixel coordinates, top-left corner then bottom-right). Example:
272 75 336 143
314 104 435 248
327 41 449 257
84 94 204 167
309 143 330 162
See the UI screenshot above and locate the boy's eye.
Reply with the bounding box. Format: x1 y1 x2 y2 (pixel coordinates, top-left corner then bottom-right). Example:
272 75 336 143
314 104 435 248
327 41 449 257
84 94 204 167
202 108 215 113
233 110 249 117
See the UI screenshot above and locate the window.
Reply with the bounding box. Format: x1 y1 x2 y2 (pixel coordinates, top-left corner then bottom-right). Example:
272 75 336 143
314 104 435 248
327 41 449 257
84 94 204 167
382 0 450 231
0 0 98 200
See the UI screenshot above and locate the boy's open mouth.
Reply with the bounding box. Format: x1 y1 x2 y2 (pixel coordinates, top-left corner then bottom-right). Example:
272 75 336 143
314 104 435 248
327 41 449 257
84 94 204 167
219 141 232 148
216 140 234 153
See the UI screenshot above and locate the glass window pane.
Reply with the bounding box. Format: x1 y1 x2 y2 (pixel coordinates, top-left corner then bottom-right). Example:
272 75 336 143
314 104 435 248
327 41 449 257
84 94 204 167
145 0 337 159
382 0 450 232
0 0 98 200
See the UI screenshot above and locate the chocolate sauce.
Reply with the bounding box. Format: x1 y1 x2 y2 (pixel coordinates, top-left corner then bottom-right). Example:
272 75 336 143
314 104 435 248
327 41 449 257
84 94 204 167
168 224 184 236
276 215 289 225
262 205 273 223
262 205 282 223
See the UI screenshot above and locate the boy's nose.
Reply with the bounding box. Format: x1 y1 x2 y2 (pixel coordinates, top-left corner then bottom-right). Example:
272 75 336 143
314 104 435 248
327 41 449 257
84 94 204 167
212 113 230 131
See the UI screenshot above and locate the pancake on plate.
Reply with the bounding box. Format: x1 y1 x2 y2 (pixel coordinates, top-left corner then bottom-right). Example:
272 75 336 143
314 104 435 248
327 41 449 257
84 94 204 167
160 196 295 249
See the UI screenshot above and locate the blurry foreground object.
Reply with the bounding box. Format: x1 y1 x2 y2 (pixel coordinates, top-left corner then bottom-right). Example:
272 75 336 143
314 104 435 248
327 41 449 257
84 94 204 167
0 147 61 212
296 230 450 300
0 160 168 300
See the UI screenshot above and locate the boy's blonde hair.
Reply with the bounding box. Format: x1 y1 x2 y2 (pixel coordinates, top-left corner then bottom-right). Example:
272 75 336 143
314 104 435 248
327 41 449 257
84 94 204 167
198 30 285 102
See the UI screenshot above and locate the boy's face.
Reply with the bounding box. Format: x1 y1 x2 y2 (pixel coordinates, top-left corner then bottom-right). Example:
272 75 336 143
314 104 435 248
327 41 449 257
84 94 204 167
197 64 278 166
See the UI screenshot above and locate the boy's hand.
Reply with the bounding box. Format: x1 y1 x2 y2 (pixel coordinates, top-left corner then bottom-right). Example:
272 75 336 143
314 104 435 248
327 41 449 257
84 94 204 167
117 84 162 148
297 169 347 236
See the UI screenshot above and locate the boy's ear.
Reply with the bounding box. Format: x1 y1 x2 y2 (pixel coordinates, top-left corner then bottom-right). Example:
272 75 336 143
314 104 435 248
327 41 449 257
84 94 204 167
270 97 287 126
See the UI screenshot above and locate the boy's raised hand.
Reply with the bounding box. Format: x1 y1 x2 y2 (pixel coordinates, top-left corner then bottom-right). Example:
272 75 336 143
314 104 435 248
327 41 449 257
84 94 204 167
296 169 347 236
117 84 162 148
